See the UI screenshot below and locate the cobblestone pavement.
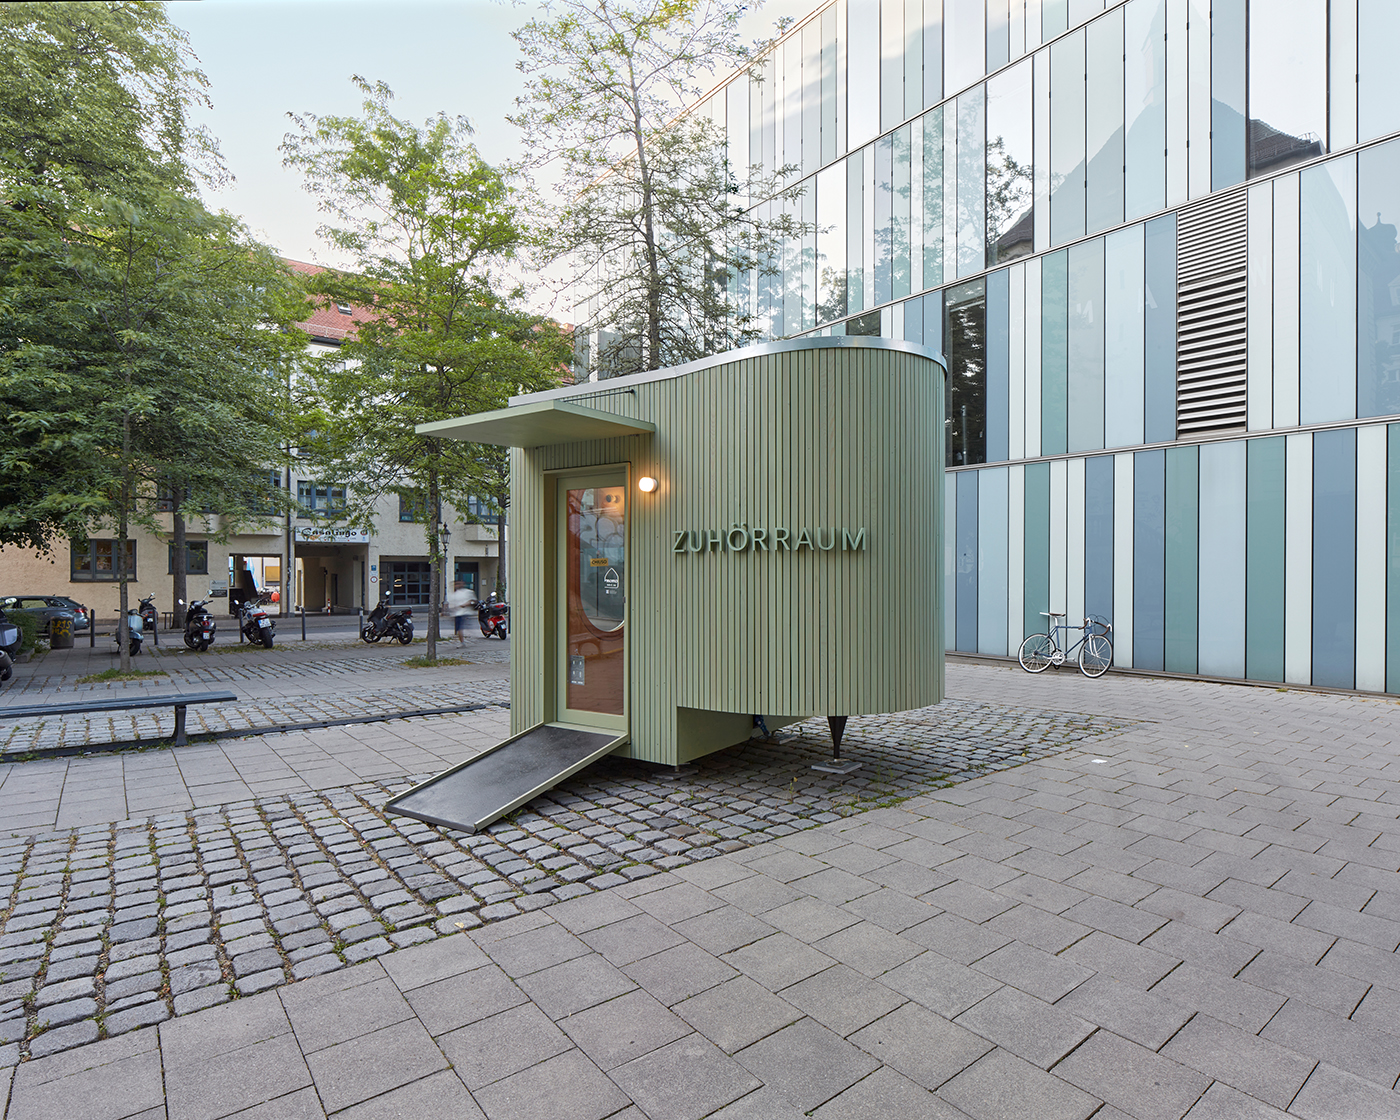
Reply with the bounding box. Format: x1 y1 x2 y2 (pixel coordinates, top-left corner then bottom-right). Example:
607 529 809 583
0 698 1121 1064
7 663 1400 1119
0 637 511 755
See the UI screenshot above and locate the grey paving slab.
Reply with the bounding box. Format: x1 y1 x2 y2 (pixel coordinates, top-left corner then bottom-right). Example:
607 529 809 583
811 1067 973 1120
937 1048 1100 1120
304 1018 448 1114
330 1069 482 1120
10 662 1400 1119
847 1003 994 1090
734 1017 881 1113
471 1049 631 1120
609 1033 761 1120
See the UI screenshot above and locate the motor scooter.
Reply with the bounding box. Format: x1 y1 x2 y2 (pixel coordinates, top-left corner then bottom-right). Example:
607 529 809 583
180 597 217 651
361 597 414 644
115 604 144 656
0 610 18 683
478 596 509 640
138 594 158 636
237 593 276 648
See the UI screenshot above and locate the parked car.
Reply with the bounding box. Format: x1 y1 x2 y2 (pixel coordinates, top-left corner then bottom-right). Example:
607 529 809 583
0 595 85 636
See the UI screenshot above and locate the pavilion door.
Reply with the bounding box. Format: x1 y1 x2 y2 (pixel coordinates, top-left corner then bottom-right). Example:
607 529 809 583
556 470 628 731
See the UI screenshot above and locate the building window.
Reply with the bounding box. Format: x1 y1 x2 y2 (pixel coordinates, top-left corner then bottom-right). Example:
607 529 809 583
335 302 352 315
384 561 432 605
945 278 987 468
465 494 498 520
297 480 346 515
168 541 209 575
398 491 427 522
71 540 136 581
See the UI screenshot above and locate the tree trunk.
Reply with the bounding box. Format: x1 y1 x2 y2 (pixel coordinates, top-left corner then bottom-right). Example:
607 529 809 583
118 421 131 673
426 462 440 662
172 493 187 631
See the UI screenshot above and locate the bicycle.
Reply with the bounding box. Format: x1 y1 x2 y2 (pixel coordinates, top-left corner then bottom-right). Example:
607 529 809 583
1018 612 1113 678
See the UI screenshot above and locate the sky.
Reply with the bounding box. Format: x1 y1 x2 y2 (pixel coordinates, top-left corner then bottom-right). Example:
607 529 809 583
165 0 813 276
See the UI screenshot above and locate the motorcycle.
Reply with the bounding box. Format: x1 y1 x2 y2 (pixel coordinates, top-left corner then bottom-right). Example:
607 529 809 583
115 603 144 656
478 597 509 640
237 593 276 648
138 593 158 637
0 610 18 683
180 597 217 651
361 597 414 645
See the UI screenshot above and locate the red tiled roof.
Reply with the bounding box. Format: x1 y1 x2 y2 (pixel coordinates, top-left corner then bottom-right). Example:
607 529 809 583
284 258 376 345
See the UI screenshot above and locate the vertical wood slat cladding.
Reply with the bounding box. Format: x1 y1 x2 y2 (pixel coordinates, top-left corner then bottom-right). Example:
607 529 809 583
509 341 945 765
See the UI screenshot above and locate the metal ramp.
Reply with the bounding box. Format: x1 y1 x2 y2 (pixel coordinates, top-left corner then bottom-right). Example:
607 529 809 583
385 723 627 833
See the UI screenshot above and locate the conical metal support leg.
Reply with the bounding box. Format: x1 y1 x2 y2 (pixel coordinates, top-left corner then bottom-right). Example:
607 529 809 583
811 715 861 774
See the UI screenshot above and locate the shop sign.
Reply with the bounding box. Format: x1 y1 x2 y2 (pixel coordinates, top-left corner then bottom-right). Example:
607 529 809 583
295 527 370 544
673 526 867 554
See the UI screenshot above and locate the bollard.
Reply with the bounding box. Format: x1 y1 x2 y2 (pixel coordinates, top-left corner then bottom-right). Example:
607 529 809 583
300 606 306 641
87 605 94 647
50 616 73 650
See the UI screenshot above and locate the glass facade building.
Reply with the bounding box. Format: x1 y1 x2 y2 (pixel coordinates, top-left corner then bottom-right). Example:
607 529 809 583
594 0 1400 692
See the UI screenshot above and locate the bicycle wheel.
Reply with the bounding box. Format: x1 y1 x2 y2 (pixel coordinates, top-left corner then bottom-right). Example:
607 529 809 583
1018 633 1056 673
1078 633 1113 678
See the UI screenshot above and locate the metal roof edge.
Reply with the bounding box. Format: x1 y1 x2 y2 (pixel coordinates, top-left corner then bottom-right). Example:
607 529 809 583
510 336 948 407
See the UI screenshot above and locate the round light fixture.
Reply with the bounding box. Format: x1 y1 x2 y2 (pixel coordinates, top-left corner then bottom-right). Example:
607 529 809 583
637 476 659 493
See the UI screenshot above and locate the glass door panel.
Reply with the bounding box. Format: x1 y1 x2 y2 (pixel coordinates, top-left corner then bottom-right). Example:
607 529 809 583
559 475 626 722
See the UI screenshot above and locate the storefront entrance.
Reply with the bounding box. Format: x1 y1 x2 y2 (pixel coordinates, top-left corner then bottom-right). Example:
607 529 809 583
556 469 627 731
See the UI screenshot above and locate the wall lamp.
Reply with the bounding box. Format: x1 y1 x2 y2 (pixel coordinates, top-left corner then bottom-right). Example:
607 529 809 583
637 476 659 494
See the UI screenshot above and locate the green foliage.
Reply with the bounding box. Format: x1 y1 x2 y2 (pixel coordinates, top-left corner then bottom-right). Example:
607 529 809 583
282 78 570 655
8 611 39 655
0 3 309 670
511 0 804 377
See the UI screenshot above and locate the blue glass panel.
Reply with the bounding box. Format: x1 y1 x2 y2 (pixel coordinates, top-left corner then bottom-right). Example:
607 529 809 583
1041 250 1069 456
1210 0 1246 190
1248 0 1327 178
1133 449 1166 670
1084 455 1114 625
1389 424 1400 693
1312 428 1357 688
1197 440 1247 678
1085 8 1125 233
1246 436 1286 682
1358 140 1400 418
1360 0 1400 143
1068 237 1105 452
924 0 944 108
847 150 865 312
1124 0 1167 219
957 87 986 277
893 124 912 299
1164 445 1198 675
874 134 894 306
1024 462 1051 636
881 0 905 133
985 269 1010 463
956 469 979 651
1300 155 1357 424
903 294 925 344
1050 30 1086 245
945 0 985 96
1143 213 1177 443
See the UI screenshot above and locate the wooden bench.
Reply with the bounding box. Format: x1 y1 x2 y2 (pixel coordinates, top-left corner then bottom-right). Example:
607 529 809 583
0 690 237 746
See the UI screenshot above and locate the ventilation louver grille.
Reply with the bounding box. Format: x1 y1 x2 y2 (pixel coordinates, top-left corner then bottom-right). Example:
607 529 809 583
1176 190 1248 436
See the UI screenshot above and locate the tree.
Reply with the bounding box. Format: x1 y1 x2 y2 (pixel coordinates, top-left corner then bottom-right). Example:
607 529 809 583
511 0 803 378
282 78 570 661
0 3 306 669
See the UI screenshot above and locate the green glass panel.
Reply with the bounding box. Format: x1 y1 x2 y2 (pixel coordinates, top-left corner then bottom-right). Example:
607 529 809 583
1246 436 1286 682
1041 250 1069 455
1023 461 1051 637
1389 424 1400 693
1164 445 1199 674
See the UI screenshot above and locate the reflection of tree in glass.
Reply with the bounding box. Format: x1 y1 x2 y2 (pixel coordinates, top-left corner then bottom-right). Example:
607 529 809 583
944 285 987 468
817 266 848 324
1360 211 1400 419
986 135 1034 266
